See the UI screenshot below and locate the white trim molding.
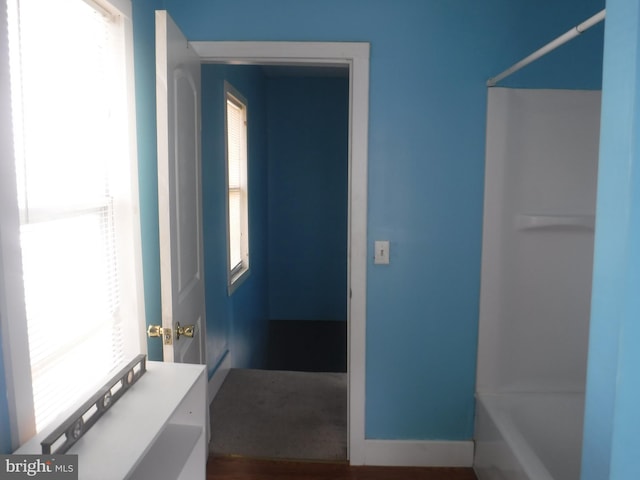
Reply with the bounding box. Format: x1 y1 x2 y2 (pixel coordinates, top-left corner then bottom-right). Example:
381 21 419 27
361 439 474 467
189 40 370 464
191 41 370 64
207 351 231 404
206 351 231 446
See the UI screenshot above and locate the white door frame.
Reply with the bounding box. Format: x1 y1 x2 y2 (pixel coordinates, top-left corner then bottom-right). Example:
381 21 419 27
0 0 35 445
191 41 369 463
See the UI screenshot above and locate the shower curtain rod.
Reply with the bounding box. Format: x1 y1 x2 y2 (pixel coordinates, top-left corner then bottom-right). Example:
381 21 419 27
487 9 606 87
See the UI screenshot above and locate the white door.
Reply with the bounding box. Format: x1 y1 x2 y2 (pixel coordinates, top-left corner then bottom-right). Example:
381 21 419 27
155 10 206 364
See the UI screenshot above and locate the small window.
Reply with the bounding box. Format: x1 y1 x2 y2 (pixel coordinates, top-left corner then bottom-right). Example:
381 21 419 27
224 82 249 293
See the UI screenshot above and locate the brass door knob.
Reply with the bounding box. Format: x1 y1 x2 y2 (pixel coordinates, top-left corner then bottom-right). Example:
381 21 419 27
176 322 195 340
147 325 162 337
147 325 173 345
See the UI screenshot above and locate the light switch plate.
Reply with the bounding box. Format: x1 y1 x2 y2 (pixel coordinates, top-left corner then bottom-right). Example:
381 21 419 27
374 240 390 264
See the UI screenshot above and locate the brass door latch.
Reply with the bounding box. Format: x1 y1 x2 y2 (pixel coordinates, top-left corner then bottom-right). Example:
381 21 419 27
147 325 173 345
147 323 195 344
176 322 195 340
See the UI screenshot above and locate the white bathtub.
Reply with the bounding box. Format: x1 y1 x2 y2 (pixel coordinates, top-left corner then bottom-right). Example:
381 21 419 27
474 393 585 480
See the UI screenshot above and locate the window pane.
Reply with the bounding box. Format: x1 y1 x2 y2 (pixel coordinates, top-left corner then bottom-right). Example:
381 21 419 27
226 92 246 279
226 99 243 190
13 0 115 214
228 189 241 270
21 211 123 430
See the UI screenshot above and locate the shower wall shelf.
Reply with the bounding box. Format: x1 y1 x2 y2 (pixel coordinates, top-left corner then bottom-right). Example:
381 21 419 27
515 214 595 231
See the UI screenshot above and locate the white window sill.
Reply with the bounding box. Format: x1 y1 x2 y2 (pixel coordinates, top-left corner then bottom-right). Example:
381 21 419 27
228 267 250 295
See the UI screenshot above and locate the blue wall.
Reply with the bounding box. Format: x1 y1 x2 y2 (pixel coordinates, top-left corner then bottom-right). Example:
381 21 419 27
202 65 270 371
0 0 608 452
267 76 349 322
581 1 640 478
132 0 605 442
498 3 604 89
132 0 163 362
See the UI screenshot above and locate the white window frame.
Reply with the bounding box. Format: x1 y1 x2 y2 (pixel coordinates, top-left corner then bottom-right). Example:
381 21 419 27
0 0 145 449
224 81 250 294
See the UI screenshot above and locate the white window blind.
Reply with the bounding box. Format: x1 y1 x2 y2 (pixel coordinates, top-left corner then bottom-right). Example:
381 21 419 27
225 88 249 288
8 0 138 432
226 97 244 273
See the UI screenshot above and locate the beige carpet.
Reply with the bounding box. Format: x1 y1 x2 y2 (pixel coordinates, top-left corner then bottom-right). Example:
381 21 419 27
209 369 347 461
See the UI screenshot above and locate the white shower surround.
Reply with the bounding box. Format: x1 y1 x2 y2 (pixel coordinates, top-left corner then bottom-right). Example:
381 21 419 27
475 392 585 480
474 88 601 479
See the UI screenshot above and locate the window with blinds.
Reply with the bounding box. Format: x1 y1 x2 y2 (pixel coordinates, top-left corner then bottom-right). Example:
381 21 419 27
225 83 250 293
7 0 143 432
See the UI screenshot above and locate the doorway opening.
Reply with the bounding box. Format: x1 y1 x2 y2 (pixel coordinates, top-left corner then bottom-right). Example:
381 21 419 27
259 65 349 373
206 63 349 461
191 41 369 463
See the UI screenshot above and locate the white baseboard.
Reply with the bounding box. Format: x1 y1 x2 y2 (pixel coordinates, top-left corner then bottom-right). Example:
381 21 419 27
352 439 474 467
207 351 231 405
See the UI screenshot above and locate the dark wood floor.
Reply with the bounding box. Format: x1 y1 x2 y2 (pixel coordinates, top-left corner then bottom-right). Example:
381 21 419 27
207 456 478 480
